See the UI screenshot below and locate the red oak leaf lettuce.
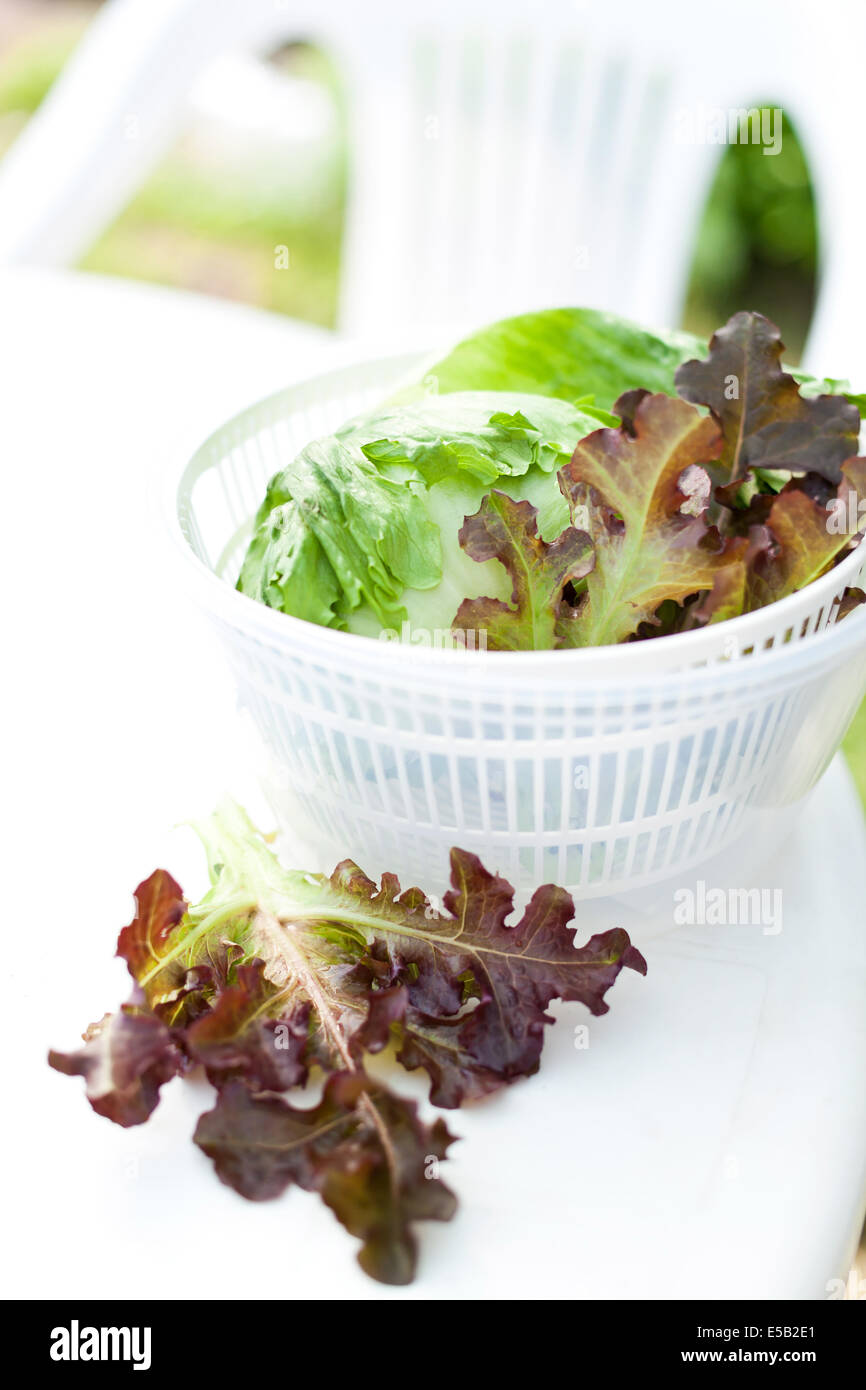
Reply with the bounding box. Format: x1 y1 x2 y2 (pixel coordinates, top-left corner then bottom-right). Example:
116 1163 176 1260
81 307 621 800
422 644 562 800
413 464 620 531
195 1074 456 1285
674 310 861 492
558 392 747 645
49 803 644 1284
48 1007 183 1128
451 491 594 650
744 457 866 612
320 846 645 1106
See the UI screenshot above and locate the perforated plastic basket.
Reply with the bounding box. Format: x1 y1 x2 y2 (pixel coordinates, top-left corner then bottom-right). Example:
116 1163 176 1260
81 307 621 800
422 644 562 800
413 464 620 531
170 352 866 901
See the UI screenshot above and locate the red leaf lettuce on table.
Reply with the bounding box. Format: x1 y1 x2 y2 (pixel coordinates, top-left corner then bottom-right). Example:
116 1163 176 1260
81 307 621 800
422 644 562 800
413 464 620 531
50 804 645 1285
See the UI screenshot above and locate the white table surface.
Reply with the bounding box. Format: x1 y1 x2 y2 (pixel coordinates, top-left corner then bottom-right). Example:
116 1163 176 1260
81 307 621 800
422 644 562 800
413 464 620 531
2 267 865 1301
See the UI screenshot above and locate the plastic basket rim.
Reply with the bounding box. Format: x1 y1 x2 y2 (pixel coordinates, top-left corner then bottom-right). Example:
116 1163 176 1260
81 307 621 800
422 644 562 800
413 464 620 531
167 349 866 689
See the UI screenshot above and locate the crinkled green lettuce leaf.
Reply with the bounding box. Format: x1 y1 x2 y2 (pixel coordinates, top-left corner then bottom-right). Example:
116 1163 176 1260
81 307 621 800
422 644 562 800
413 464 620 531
238 391 598 635
238 437 441 629
339 391 597 485
237 500 342 628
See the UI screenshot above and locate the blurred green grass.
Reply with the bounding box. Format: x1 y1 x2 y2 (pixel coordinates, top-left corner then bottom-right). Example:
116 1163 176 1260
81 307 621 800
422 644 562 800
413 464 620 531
1 20 864 804
76 40 348 326
683 109 817 361
0 29 347 325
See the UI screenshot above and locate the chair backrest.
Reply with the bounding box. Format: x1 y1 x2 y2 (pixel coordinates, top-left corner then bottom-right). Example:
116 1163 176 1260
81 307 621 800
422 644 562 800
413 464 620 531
0 0 863 375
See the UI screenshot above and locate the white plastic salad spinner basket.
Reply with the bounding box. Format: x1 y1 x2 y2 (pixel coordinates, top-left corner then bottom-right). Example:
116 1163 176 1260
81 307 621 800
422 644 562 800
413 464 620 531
172 353 866 903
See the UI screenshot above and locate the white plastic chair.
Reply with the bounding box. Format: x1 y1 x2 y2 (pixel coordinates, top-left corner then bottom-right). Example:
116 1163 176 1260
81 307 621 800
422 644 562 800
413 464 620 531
0 0 864 374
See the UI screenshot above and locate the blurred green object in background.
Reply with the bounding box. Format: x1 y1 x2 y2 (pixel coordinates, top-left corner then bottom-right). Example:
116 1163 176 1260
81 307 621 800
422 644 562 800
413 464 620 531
0 21 347 326
76 43 348 327
682 105 817 362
